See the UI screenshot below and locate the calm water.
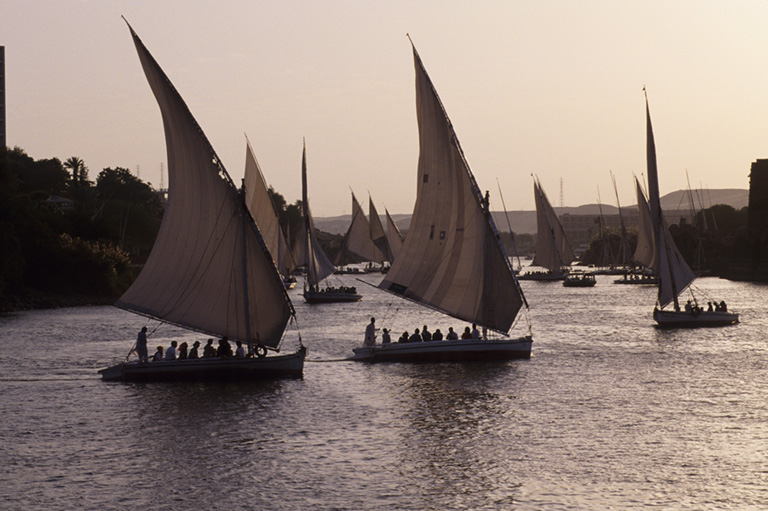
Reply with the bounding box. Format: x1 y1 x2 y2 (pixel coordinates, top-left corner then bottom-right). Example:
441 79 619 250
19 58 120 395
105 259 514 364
2 273 767 510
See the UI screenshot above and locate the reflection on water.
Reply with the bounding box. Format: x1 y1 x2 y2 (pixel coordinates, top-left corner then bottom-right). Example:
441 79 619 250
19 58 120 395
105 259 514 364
1 274 768 509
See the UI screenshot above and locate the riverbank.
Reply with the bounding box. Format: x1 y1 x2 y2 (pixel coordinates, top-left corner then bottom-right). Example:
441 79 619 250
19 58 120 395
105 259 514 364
0 290 116 313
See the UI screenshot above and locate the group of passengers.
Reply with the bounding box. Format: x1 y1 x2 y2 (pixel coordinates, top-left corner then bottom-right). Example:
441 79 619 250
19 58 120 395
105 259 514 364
134 327 247 363
681 300 728 314
364 318 483 346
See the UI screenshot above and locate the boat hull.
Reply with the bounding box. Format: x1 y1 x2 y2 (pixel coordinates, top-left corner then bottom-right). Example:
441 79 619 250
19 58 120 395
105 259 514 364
349 337 532 363
303 291 362 303
99 348 305 382
653 309 739 328
517 273 566 281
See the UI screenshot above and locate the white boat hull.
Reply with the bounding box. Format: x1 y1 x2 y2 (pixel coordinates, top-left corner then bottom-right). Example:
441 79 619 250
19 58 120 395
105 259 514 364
349 337 532 363
99 348 305 382
653 309 739 328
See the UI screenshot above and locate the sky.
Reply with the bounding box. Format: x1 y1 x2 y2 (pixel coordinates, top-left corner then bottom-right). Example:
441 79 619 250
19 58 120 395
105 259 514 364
3 1 768 216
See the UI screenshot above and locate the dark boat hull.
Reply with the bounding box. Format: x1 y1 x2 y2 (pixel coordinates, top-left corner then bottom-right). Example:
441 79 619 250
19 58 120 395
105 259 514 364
303 291 362 303
653 309 739 328
99 348 305 382
349 337 532 363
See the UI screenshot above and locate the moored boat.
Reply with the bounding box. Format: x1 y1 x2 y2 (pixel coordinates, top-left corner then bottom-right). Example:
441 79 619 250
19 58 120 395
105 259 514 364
563 271 596 287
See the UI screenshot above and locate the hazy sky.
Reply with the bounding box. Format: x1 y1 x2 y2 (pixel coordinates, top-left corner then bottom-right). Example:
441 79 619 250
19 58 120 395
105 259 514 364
3 1 767 216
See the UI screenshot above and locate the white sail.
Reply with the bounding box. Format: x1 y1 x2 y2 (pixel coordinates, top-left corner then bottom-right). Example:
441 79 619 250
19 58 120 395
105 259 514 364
378 42 525 334
531 179 575 272
243 139 294 276
336 192 386 264
632 176 656 270
300 144 336 288
385 208 404 261
369 197 393 262
116 25 293 348
645 94 696 308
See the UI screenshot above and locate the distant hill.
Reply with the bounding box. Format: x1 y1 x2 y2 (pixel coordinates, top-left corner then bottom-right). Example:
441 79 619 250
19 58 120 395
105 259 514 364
314 189 748 235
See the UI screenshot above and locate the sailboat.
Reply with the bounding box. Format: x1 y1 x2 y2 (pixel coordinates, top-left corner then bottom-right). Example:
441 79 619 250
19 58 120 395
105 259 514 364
243 138 297 289
299 144 362 303
518 177 575 281
644 91 738 328
614 177 659 285
335 191 386 271
100 23 305 381
350 39 532 363
368 196 395 267
384 208 404 262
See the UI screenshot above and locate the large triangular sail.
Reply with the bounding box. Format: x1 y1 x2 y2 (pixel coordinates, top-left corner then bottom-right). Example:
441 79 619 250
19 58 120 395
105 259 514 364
385 208 404 261
116 24 293 348
378 41 525 334
300 143 337 288
632 176 656 270
243 139 294 276
645 93 696 308
369 197 393 262
531 178 575 272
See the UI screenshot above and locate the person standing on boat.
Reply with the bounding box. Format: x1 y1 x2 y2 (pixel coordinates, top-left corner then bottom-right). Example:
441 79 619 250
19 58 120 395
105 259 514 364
364 317 376 346
421 325 432 342
471 324 481 340
136 326 148 363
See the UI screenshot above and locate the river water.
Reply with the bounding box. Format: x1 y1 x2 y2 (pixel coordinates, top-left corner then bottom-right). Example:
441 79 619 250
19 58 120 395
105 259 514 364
1 273 766 510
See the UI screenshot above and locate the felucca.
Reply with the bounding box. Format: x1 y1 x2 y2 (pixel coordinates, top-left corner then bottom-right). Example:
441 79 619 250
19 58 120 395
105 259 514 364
350 39 532 363
100 22 305 381
644 90 738 328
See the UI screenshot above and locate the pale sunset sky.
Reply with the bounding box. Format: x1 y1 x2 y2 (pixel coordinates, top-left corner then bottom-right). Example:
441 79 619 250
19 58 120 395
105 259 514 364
3 1 768 216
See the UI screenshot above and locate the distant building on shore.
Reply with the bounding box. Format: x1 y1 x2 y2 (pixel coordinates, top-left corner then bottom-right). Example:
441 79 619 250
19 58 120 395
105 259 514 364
748 159 768 276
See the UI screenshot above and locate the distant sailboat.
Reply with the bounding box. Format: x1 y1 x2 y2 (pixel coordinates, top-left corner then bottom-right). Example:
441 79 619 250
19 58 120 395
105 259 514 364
350 38 531 362
368 196 395 265
518 177 574 281
100 22 304 381
644 91 738 327
614 176 658 285
242 138 296 288
384 208 404 262
335 191 386 268
300 144 362 303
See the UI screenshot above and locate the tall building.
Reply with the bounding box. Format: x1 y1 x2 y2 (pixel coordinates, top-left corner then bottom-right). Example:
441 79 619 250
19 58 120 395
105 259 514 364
1 46 5 149
747 159 768 274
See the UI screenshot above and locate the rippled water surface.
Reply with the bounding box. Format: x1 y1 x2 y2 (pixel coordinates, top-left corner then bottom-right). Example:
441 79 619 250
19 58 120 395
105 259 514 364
2 273 768 510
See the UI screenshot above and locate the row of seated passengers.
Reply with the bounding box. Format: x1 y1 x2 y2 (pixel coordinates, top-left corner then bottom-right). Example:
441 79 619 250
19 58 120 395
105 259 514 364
380 324 482 344
147 338 245 362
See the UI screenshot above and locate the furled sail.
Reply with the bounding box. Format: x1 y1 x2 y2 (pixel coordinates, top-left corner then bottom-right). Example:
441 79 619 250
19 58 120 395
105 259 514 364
531 179 575 272
369 197 394 262
632 176 656 270
378 41 525 334
645 93 696 308
116 25 292 348
385 208 404 261
300 143 337 288
243 139 294 276
335 192 386 264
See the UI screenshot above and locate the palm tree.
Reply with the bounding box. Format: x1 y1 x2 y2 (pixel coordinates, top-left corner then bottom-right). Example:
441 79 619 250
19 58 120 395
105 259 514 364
64 156 88 185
